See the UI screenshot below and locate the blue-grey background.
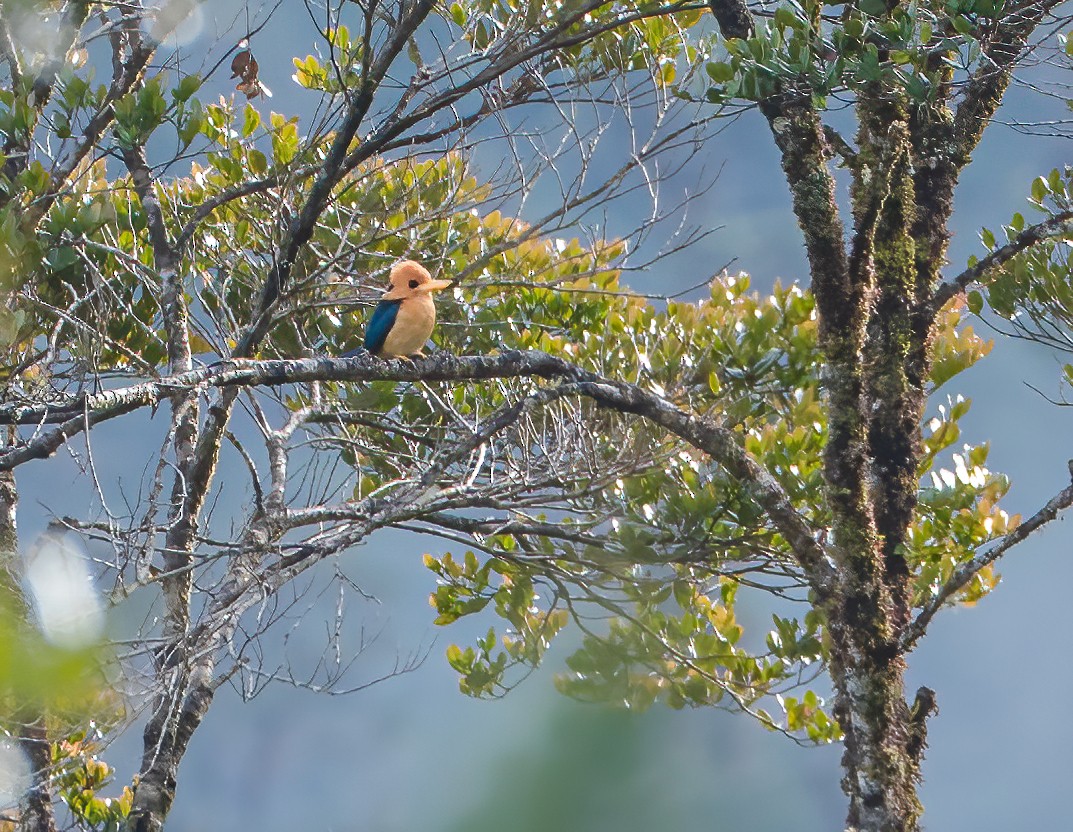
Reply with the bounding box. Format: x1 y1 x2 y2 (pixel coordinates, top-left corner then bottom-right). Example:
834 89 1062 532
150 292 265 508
19 2 1073 828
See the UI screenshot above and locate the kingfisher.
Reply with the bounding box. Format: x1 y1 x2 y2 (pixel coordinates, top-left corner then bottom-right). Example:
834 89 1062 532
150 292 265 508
345 260 452 358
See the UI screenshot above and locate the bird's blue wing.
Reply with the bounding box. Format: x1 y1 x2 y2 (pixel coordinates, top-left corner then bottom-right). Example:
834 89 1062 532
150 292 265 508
363 299 401 355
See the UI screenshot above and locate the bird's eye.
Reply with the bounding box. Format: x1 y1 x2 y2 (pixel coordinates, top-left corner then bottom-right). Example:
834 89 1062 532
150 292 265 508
408 279 419 289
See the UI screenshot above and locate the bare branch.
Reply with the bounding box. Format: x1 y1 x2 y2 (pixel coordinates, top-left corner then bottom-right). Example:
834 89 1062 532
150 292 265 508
233 0 438 358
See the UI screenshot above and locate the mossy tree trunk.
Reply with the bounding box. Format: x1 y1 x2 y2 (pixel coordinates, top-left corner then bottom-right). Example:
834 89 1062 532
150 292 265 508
706 0 1056 827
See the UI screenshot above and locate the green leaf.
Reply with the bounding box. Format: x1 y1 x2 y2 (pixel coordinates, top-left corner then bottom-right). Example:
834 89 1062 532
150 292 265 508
858 0 888 16
173 73 202 102
248 149 268 175
773 6 800 30
1031 176 1048 203
706 61 736 82
270 114 300 165
950 14 973 34
242 103 261 137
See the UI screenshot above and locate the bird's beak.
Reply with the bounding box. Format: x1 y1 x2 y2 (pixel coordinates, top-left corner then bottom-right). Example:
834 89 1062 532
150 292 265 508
381 278 452 300
415 278 453 294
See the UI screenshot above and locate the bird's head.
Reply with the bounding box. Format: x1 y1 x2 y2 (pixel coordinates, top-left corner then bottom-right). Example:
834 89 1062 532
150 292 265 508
380 260 452 300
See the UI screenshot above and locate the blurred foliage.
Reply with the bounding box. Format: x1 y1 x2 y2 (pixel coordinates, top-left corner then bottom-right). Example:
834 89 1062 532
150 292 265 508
0 579 101 719
0 575 125 830
449 698 842 831
447 706 676 832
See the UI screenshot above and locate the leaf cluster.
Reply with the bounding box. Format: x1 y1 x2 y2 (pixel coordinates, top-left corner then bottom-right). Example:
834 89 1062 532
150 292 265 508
701 0 1012 106
420 252 1002 738
52 727 132 832
972 167 1073 390
450 0 706 85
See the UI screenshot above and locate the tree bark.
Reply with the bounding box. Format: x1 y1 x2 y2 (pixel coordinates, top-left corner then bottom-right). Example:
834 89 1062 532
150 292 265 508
829 649 921 832
128 660 216 832
16 719 57 832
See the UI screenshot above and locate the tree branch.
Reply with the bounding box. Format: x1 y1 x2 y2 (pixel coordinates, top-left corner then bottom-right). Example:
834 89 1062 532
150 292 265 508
707 0 753 39
911 0 1065 317
1 348 832 594
902 463 1073 650
931 209 1073 312
232 0 437 358
0 400 141 470
568 378 834 595
952 0 1065 160
29 10 155 227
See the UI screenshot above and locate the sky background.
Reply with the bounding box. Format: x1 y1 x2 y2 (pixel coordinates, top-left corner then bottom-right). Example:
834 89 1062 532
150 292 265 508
13 1 1073 829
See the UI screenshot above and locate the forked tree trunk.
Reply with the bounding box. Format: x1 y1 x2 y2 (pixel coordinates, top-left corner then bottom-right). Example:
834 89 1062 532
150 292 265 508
703 0 1049 819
